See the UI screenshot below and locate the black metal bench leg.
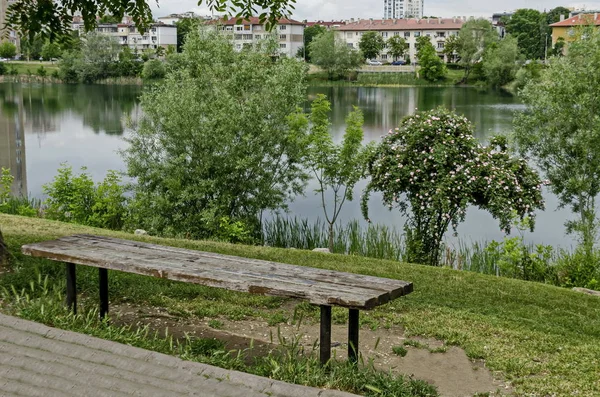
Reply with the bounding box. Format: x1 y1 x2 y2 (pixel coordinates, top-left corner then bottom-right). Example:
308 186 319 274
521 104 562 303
348 309 359 364
319 305 332 366
66 263 77 314
99 268 109 320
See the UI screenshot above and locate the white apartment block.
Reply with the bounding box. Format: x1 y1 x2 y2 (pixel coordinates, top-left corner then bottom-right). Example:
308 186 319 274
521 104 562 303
336 18 464 63
212 17 304 58
384 0 424 19
0 0 20 48
74 22 177 51
157 12 215 25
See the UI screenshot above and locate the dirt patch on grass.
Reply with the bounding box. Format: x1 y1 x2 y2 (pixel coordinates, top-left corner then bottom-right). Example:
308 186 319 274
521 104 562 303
112 302 510 397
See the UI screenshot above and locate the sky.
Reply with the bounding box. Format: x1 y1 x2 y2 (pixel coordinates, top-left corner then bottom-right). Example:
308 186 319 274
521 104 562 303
150 1 600 21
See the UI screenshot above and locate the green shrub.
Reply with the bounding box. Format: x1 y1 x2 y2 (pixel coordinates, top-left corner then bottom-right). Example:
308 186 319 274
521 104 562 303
43 163 127 230
43 164 95 224
88 170 127 230
36 65 47 78
216 216 252 244
556 247 600 290
469 62 485 82
480 237 556 283
392 345 408 357
513 62 545 91
0 168 39 217
0 62 6 75
142 59 165 79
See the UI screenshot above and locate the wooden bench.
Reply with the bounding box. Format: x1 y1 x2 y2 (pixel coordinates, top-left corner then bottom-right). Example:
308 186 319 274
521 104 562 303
21 234 413 365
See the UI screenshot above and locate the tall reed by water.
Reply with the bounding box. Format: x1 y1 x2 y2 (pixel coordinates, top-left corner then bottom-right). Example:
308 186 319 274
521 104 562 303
262 215 577 288
263 216 406 261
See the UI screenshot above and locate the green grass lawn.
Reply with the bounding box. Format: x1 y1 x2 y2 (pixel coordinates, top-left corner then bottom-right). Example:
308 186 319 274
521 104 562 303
1 213 599 396
2 61 59 75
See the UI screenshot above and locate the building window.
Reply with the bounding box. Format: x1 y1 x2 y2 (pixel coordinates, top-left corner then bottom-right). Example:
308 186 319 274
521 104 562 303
347 43 354 48
280 34 287 40
236 26 243 31
404 32 411 38
279 25 287 30
255 34 261 39
437 32 445 38
254 25 263 31
382 32 388 38
414 31 421 37
236 44 242 49
243 25 251 31
394 31 399 36
346 32 353 38
382 54 388 59
437 42 444 49
243 34 253 40
280 43 287 48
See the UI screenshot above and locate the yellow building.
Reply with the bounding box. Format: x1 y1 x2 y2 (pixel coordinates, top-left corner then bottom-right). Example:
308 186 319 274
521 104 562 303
550 13 600 48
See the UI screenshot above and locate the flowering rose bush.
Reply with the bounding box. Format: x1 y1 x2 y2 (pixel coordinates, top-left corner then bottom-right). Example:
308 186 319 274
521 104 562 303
361 107 545 266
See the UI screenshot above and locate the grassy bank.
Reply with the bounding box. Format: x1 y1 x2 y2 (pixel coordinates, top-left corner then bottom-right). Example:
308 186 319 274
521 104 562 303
308 69 465 87
1 214 600 396
1 61 59 74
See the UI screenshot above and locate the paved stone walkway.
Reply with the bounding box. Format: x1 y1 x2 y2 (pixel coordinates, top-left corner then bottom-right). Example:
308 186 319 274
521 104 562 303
0 313 357 397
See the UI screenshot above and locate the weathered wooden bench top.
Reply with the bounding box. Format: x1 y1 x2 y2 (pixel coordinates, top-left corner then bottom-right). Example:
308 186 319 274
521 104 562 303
22 234 412 310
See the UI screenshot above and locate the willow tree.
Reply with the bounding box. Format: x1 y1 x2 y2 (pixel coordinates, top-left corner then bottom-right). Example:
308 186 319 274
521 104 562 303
123 29 310 238
514 28 600 250
5 0 296 40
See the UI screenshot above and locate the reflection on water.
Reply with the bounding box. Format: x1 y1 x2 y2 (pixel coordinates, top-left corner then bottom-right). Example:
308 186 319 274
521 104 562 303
0 86 27 196
308 86 522 143
0 83 576 247
0 83 142 198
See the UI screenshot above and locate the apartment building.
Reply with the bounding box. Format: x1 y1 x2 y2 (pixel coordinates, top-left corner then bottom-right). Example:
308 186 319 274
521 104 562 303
157 12 216 25
212 17 304 58
550 13 600 49
336 17 464 63
73 22 177 51
384 0 424 20
0 0 20 48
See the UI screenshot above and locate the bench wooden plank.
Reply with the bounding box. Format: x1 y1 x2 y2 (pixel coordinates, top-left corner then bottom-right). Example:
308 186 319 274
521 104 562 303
22 234 412 310
56 235 409 296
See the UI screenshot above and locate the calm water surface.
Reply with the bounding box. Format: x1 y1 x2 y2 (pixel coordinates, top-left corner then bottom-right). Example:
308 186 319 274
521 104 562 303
0 82 573 247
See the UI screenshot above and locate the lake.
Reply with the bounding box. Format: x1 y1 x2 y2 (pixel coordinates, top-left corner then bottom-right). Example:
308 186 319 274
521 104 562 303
0 82 574 248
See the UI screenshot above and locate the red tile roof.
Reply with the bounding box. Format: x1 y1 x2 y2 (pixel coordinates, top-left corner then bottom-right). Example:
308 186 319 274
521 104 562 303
335 18 464 31
306 21 346 27
212 16 304 26
550 14 600 27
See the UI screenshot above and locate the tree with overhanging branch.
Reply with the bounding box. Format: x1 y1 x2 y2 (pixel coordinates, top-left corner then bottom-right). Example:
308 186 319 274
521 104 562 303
4 0 297 41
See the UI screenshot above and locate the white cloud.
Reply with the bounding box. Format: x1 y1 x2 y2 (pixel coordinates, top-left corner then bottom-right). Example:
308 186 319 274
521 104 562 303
150 0 600 21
